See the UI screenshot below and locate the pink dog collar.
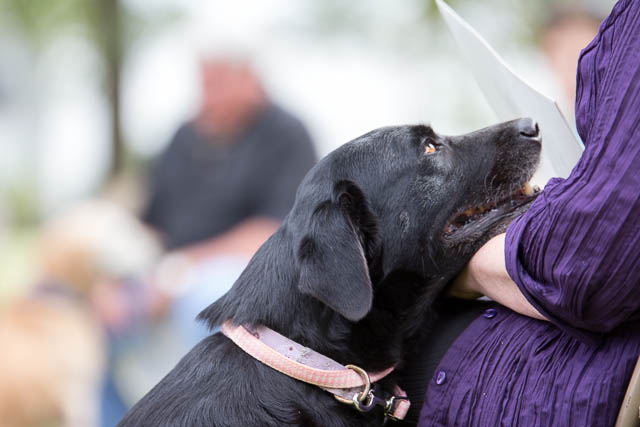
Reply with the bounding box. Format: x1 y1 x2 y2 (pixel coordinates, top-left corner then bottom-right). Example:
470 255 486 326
221 321 410 421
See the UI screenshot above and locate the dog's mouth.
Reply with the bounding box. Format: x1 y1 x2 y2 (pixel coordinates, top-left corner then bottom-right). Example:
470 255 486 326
443 182 541 237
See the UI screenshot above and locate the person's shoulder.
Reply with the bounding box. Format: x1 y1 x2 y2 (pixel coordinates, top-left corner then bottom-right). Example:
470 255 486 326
173 120 200 142
162 120 200 152
261 103 309 133
607 0 638 26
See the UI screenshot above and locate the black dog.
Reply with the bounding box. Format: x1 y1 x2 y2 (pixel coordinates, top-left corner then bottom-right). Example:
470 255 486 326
119 118 541 427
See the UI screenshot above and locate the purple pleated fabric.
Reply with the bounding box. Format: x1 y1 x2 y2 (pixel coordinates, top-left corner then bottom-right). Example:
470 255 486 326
419 0 640 425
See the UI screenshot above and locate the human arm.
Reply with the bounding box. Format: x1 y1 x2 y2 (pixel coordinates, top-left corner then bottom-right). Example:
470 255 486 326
177 216 280 261
453 0 640 340
449 233 546 321
149 217 279 298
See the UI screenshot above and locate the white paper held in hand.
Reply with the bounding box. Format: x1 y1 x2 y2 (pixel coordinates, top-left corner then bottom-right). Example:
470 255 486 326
435 0 584 186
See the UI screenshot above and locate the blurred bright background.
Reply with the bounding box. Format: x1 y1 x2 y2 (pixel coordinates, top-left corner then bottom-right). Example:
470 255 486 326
0 0 614 426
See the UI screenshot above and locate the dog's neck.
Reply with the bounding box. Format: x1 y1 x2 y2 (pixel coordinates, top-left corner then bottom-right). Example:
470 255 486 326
199 229 450 373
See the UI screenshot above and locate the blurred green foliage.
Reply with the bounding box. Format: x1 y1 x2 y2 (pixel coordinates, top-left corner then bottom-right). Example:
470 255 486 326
0 1 183 291
0 0 182 51
0 0 182 181
0 0 182 223
0 0 94 47
4 180 39 227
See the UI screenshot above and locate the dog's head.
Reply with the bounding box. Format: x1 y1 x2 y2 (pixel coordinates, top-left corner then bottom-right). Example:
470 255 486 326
287 118 541 321
201 118 541 330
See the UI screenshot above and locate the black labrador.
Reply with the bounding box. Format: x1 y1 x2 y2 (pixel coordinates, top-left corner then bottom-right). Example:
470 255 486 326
119 118 541 427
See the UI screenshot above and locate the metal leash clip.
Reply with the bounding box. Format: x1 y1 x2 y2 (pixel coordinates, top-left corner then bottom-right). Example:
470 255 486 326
334 365 407 423
382 395 410 423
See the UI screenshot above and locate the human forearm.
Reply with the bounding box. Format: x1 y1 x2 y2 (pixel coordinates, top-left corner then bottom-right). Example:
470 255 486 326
450 233 547 321
182 217 280 261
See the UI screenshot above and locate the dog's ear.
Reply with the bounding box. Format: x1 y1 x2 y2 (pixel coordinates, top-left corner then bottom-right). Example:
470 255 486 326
296 180 379 322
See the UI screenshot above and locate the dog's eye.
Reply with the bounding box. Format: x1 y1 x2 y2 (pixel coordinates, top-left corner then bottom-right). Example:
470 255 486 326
423 143 438 155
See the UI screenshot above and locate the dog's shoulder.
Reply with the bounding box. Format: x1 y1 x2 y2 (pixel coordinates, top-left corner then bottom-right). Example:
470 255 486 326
118 334 219 426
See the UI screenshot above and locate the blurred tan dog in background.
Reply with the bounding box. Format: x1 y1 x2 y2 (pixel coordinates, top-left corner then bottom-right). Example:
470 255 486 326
0 296 103 427
0 200 160 427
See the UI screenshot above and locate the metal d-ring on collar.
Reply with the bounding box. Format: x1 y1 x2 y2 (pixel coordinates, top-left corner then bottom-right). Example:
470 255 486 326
334 364 371 405
334 365 408 421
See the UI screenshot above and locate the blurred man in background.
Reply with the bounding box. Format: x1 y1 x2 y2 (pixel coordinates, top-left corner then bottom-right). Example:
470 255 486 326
111 55 318 415
143 55 316 263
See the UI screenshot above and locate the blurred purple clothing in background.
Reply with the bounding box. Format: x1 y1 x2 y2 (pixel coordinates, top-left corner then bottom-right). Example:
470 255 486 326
420 0 640 425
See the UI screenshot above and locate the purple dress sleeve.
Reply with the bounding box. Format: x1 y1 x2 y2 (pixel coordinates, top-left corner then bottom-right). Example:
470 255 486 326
505 0 640 341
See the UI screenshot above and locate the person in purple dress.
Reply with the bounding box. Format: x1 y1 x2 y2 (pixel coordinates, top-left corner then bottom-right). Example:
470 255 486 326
417 0 640 425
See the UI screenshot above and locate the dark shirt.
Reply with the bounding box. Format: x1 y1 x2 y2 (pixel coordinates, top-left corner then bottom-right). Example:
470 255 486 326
144 104 316 249
420 0 640 425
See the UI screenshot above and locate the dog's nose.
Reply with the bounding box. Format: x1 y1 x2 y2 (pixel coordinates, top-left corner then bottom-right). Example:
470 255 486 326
517 118 540 139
